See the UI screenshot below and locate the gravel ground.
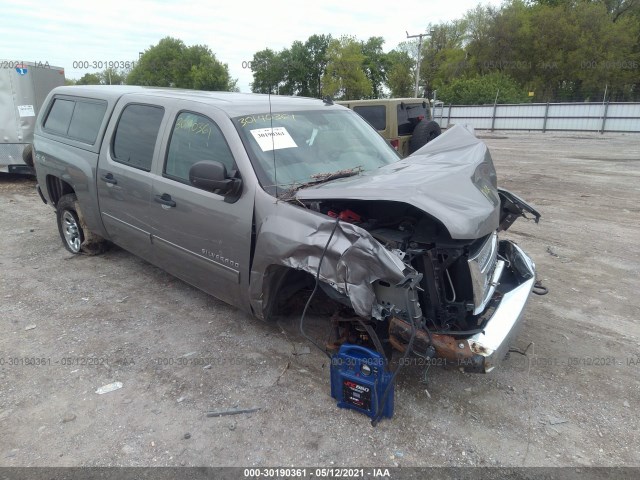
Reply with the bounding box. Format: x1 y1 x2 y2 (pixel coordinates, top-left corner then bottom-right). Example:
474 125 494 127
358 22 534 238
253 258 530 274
0 132 639 467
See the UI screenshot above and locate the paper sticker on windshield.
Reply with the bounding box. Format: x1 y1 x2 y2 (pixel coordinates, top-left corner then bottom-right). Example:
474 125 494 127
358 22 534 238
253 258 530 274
17 105 35 117
250 127 297 152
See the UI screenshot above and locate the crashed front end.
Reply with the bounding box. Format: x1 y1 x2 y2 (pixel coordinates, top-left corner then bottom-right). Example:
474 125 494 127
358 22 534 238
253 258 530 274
385 236 536 373
249 124 539 374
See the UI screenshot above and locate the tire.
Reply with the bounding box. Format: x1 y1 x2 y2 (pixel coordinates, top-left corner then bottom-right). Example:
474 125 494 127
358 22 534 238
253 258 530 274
22 144 34 168
408 120 442 154
56 194 107 255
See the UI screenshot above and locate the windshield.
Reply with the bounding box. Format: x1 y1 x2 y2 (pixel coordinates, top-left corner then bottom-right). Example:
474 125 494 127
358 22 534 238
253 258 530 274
233 109 400 196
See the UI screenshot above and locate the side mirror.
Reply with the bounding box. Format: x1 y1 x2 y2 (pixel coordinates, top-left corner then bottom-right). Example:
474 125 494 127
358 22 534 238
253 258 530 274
189 161 242 201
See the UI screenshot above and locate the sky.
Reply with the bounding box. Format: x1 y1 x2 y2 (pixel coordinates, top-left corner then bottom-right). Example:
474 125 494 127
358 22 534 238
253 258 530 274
2 0 502 92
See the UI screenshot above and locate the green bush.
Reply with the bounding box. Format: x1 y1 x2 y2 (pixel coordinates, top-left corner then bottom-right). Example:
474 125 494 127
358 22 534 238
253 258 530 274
436 72 529 104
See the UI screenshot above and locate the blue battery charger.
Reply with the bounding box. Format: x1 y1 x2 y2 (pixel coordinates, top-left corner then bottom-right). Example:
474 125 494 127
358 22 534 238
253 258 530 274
330 343 394 420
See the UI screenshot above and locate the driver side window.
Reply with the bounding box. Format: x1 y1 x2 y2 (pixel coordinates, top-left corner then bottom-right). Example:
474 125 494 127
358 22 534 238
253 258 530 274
164 112 235 183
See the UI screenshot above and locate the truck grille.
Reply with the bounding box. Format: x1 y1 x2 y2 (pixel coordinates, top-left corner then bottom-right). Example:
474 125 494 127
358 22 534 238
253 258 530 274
468 231 499 314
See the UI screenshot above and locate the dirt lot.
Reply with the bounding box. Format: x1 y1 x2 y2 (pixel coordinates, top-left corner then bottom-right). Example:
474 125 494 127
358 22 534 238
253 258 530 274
0 132 639 468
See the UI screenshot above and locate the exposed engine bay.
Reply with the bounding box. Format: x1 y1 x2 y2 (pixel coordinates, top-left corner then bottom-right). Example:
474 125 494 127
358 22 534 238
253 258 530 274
302 200 478 328
293 194 539 373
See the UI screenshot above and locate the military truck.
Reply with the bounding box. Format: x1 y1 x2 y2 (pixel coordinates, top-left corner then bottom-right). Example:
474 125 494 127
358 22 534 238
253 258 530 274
337 98 441 157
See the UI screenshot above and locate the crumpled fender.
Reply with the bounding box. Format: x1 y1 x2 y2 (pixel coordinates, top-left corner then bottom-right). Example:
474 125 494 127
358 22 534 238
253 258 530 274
249 197 412 320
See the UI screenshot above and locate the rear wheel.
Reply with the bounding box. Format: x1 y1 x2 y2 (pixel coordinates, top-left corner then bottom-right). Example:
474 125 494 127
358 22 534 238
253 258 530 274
56 194 107 255
22 144 34 168
409 120 441 154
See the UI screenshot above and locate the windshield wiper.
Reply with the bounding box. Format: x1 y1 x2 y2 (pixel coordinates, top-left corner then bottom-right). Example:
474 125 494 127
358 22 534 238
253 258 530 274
278 166 363 200
309 167 362 183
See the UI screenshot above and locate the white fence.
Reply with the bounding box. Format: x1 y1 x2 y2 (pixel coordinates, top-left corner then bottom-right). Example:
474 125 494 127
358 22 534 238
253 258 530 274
432 102 640 133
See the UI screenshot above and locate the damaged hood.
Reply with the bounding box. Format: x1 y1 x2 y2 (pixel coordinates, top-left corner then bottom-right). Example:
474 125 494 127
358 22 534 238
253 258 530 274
296 125 501 239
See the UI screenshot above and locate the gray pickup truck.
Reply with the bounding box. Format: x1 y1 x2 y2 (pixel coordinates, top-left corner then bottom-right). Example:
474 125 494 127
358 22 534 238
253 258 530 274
34 85 540 374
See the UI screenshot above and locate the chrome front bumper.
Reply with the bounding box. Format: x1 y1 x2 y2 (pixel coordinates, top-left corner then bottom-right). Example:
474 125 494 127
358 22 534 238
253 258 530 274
465 240 536 373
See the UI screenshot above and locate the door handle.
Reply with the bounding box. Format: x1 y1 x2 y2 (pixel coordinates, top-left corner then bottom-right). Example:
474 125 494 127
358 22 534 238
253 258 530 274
100 173 117 185
154 193 176 208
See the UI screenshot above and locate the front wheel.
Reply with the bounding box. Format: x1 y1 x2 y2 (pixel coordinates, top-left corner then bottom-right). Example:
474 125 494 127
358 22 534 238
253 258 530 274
56 194 107 255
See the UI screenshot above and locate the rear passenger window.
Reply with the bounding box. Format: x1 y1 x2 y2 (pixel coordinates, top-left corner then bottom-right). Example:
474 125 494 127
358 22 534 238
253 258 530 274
164 112 235 184
67 101 107 143
397 103 428 136
112 104 164 171
44 99 75 134
43 97 107 144
353 105 386 131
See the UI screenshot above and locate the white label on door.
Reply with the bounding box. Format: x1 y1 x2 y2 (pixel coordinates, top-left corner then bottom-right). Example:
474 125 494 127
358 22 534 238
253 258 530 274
250 127 297 152
17 105 36 117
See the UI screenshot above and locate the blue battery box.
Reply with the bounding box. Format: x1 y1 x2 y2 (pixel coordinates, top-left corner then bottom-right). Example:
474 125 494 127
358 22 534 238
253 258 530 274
330 344 394 419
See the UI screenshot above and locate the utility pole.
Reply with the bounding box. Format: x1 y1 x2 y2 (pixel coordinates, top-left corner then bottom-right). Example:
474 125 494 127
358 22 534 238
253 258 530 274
406 30 432 98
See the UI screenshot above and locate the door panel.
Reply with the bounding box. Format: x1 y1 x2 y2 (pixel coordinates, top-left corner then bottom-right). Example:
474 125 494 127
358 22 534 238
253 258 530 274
150 177 252 305
149 108 253 307
97 165 154 260
96 100 168 262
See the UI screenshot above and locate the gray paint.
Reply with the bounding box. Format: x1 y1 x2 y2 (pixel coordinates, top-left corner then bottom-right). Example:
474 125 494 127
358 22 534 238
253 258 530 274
38 85 344 119
249 187 411 319
34 86 538 371
296 125 500 240
35 88 511 318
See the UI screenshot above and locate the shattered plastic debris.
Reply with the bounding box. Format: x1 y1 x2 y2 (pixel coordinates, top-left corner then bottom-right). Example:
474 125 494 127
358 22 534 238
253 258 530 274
95 381 123 394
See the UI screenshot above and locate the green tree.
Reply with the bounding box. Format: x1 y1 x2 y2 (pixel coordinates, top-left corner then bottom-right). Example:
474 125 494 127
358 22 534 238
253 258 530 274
423 0 640 102
463 5 499 75
304 34 332 98
436 72 528 104
250 34 331 97
283 41 310 95
604 0 640 22
72 68 128 86
99 68 127 85
285 35 333 97
360 37 390 98
249 0 640 102
420 20 469 97
127 37 236 91
519 1 639 101
75 73 101 85
386 49 414 97
322 36 372 100
566 1 640 101
250 48 285 94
